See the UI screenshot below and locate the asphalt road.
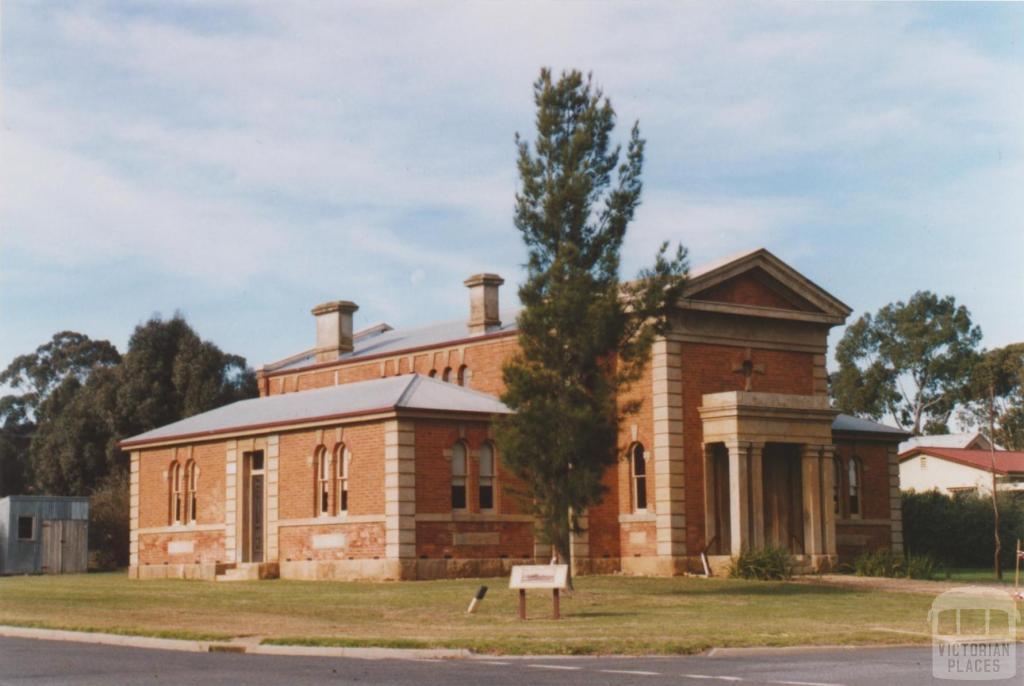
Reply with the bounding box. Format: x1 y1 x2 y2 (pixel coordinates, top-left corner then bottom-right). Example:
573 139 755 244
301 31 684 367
1 637 1021 685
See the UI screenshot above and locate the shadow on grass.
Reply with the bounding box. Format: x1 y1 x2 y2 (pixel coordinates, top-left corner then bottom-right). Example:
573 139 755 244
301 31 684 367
660 582 859 598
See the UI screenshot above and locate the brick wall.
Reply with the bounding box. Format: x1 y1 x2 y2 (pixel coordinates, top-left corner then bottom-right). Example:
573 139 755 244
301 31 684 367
415 520 534 560
137 441 226 529
278 522 386 561
138 530 225 565
833 438 894 561
263 333 521 398
695 269 819 313
277 422 386 521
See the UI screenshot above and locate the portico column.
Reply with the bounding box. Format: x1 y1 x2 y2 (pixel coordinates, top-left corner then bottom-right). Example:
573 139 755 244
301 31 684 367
724 440 750 556
749 442 765 550
801 444 824 557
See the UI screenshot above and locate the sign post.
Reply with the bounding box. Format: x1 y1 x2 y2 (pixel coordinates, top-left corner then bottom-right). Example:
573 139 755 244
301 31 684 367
509 564 569 620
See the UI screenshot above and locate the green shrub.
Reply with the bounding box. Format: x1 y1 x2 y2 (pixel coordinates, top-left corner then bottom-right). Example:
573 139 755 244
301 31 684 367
853 550 937 580
903 490 1024 569
88 471 130 570
729 546 793 580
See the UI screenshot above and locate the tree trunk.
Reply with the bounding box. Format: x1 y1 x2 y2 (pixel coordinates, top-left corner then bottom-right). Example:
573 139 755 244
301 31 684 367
990 382 1002 580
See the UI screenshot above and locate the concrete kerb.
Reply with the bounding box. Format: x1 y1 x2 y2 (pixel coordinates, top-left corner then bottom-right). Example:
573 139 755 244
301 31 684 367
0 625 471 660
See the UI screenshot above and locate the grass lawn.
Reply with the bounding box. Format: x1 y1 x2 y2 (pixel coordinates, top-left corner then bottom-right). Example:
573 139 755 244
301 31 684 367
0 571 977 655
941 568 1019 585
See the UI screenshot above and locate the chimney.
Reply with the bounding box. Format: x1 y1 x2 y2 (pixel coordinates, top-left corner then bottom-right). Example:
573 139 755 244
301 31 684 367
311 300 359 362
463 273 503 335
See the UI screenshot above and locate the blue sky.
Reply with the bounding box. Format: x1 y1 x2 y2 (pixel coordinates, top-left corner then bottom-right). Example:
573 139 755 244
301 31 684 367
1 1 1022 376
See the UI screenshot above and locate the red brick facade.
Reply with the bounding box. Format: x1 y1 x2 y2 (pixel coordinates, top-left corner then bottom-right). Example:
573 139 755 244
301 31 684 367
129 250 904 580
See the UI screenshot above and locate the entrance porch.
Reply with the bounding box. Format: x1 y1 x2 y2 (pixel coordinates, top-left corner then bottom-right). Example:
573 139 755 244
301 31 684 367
699 391 838 572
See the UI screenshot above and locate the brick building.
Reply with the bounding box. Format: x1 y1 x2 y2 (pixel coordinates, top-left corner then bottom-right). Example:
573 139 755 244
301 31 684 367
124 248 908 581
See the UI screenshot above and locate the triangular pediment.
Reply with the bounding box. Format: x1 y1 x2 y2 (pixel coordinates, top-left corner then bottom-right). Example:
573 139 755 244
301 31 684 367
683 248 852 324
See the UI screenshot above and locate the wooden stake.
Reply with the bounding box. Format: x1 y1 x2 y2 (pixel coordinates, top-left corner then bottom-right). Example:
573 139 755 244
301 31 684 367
518 589 526 620
552 588 560 620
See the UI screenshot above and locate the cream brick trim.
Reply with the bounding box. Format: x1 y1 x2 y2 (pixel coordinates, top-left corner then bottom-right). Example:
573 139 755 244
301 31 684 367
414 513 534 523
225 440 238 563
129 452 140 567
384 419 416 559
137 523 225 535
277 514 386 527
651 338 686 559
267 434 280 560
618 512 657 524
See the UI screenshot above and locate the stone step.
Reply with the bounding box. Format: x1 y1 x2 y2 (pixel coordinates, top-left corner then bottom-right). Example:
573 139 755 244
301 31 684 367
215 562 279 582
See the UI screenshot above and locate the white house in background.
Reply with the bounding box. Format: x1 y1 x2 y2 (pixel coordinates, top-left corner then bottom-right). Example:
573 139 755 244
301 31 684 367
899 446 1024 495
898 431 999 454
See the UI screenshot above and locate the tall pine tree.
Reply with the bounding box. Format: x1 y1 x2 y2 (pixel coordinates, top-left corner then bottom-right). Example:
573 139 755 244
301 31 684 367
497 70 687 576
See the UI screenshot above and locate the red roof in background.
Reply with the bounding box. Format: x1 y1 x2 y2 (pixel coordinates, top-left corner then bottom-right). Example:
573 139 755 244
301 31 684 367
899 447 1024 475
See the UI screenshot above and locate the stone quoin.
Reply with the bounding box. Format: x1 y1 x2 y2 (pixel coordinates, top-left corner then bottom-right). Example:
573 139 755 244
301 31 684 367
122 248 908 581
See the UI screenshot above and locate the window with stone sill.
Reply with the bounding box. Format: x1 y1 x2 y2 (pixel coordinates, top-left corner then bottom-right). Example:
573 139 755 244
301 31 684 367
185 460 198 523
848 456 863 517
630 443 648 511
451 441 468 510
315 446 331 516
170 462 183 525
336 445 350 514
442 367 453 383
478 442 495 510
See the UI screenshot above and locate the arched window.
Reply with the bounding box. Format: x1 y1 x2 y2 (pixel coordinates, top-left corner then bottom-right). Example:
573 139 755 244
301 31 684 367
170 462 183 524
186 461 198 523
832 456 843 516
631 443 647 511
428 369 437 378
451 441 467 510
457 365 469 387
478 442 495 510
336 445 350 514
848 456 862 517
315 447 330 516
442 367 452 383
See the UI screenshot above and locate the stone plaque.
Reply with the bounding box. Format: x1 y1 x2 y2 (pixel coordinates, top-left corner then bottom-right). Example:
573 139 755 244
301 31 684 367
168 540 194 555
629 530 648 544
313 533 347 550
453 532 500 546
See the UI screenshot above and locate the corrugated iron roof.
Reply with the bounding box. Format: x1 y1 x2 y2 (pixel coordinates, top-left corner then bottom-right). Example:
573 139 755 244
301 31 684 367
831 413 910 437
121 375 510 447
898 447 1024 475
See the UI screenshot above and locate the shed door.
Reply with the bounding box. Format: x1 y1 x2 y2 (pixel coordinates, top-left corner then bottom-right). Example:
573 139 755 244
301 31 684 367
41 520 88 574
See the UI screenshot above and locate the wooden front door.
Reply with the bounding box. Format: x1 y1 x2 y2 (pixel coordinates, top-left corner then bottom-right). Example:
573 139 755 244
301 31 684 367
762 444 805 554
41 520 87 574
245 451 266 563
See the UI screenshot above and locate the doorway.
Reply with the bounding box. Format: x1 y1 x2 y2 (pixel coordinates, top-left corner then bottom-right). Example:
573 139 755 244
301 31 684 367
762 443 804 554
244 450 266 563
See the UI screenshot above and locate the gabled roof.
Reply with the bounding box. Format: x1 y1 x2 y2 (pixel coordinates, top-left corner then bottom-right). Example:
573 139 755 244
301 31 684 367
832 413 911 438
899 432 996 454
683 248 852 324
898 447 1024 475
121 375 510 449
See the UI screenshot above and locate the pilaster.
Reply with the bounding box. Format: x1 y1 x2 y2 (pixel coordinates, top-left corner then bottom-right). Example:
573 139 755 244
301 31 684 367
820 444 837 557
225 440 238 562
266 435 279 561
887 443 903 554
129 452 140 569
651 338 686 567
384 419 416 561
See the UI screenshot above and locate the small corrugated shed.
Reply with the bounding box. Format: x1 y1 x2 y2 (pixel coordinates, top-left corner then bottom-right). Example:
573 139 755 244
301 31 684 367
0 496 90 575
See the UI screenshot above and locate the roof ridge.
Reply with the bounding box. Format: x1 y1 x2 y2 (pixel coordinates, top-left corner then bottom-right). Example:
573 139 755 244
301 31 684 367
394 374 422 408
